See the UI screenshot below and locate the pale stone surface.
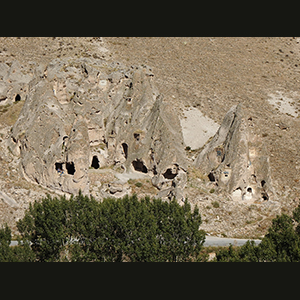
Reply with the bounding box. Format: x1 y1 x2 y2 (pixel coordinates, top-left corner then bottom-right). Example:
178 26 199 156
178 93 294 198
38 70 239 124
8 57 188 196
1 37 299 239
194 104 275 202
180 107 219 150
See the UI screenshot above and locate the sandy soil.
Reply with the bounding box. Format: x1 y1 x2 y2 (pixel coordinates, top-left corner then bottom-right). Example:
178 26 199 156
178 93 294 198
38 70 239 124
180 107 219 150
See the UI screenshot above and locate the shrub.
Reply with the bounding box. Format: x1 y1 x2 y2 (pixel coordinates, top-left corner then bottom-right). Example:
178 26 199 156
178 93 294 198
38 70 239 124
212 201 219 208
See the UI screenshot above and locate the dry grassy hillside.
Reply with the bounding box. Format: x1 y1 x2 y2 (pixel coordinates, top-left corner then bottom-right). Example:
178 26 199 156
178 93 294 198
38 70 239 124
0 37 299 238
105 37 300 194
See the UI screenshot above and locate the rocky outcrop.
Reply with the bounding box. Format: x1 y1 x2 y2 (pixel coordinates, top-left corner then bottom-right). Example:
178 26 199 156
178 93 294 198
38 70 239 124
0 60 33 105
4 55 274 204
8 57 188 196
194 104 274 202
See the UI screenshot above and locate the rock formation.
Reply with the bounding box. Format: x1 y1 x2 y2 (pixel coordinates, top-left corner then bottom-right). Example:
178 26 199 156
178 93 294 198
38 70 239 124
8 57 188 196
4 55 275 204
194 104 274 202
0 60 33 105
2 37 300 239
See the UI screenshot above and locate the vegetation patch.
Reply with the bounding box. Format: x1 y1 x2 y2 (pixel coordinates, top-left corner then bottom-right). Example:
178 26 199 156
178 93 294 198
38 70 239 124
0 192 205 262
212 201 219 208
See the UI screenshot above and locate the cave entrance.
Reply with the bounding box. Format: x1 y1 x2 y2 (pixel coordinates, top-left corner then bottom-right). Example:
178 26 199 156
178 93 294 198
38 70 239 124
91 155 100 169
15 94 21 102
122 143 128 159
66 162 76 175
132 159 148 173
208 172 215 182
134 133 140 141
163 168 177 180
55 162 63 172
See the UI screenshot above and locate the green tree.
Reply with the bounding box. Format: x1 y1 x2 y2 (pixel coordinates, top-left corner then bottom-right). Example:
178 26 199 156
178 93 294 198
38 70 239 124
149 198 205 262
0 224 35 262
0 224 14 262
216 210 300 262
257 214 300 262
17 194 70 262
15 193 205 262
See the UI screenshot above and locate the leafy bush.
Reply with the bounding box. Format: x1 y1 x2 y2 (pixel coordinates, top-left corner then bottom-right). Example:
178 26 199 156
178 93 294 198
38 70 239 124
212 200 219 208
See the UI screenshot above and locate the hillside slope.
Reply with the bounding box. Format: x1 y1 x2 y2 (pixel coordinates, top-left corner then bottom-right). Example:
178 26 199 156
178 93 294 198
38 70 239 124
0 37 299 238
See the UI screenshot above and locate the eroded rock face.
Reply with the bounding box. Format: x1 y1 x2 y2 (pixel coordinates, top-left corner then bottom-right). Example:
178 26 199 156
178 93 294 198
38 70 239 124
194 104 274 202
0 61 33 106
6 56 274 205
8 57 187 195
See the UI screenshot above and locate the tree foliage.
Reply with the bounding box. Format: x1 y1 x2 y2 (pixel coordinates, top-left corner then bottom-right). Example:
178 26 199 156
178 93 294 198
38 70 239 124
7 191 300 262
216 209 300 262
0 224 35 262
7 192 205 262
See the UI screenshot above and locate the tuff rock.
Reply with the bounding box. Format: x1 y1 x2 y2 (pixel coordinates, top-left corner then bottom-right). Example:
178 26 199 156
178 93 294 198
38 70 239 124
8 57 188 196
194 104 275 202
5 56 275 204
0 60 33 105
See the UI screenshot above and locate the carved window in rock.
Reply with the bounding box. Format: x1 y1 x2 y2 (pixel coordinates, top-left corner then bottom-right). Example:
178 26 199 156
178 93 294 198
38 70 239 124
15 94 21 102
132 159 148 173
66 162 76 175
163 168 177 180
208 172 216 182
91 155 100 169
55 162 63 172
122 143 128 159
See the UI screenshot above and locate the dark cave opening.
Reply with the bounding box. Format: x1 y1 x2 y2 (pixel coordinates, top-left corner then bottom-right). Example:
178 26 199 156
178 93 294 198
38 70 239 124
208 172 215 182
91 156 100 169
134 133 140 141
55 162 63 172
122 143 128 159
163 168 177 180
132 159 148 173
15 94 21 102
66 162 76 175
